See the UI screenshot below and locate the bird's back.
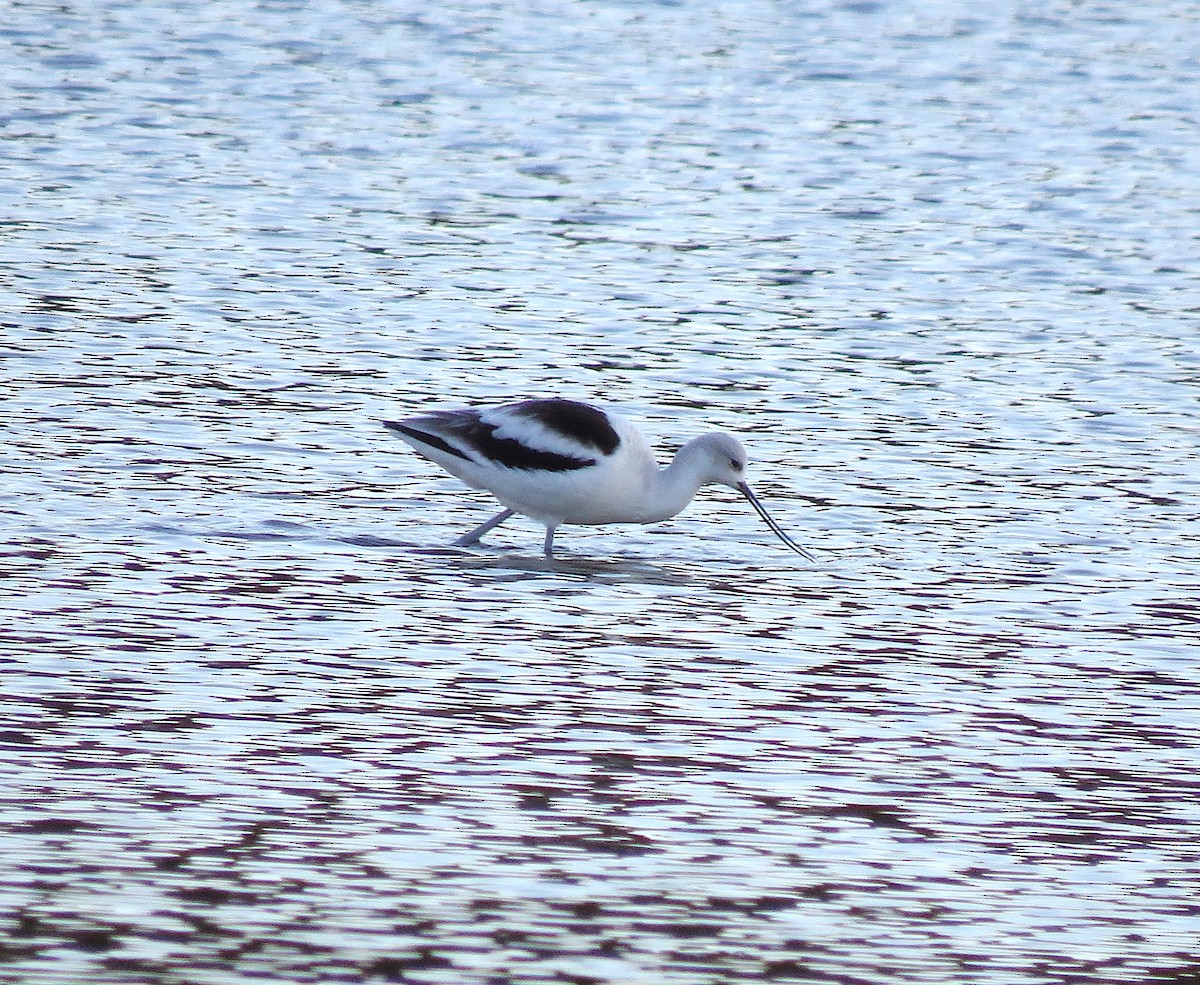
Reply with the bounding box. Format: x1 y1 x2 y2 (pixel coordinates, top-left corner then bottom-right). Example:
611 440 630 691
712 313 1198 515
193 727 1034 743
384 399 661 525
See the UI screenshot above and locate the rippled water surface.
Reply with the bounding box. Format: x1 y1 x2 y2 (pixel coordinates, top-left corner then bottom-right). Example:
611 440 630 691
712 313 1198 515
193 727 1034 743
3 1 1200 982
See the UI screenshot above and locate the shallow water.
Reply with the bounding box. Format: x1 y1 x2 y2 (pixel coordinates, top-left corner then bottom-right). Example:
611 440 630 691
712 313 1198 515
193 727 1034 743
3 1 1200 983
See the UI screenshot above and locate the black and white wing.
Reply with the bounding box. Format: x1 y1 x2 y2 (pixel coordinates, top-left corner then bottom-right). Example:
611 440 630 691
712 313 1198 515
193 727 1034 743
383 398 621 474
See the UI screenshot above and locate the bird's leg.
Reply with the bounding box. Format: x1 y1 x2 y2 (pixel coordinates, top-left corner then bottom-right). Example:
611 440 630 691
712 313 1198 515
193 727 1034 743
543 525 557 558
453 508 515 547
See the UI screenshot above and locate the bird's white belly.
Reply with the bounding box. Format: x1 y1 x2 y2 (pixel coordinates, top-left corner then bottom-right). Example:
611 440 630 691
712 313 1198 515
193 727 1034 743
475 461 652 526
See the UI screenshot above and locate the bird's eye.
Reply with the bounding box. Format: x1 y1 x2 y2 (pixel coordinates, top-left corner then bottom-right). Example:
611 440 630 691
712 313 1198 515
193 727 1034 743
730 458 743 471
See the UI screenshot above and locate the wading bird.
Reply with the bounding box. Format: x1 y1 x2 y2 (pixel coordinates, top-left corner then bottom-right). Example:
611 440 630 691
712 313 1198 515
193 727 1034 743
383 398 814 560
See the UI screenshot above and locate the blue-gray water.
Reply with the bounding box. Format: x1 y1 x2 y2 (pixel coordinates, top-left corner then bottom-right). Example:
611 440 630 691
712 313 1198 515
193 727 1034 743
2 1 1199 983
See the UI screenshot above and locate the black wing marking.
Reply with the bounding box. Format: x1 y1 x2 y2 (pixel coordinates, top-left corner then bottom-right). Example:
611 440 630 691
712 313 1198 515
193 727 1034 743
382 421 471 461
385 410 596 473
509 399 621 455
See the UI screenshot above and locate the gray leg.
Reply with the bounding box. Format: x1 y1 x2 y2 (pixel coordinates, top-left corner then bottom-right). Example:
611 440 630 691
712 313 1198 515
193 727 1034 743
454 508 515 547
543 525 558 558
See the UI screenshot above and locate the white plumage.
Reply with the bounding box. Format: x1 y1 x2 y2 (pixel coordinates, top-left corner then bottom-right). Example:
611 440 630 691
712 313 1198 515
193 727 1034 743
383 398 813 560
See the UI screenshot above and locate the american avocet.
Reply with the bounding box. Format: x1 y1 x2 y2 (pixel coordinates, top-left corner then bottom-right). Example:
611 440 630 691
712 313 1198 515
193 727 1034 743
382 398 814 560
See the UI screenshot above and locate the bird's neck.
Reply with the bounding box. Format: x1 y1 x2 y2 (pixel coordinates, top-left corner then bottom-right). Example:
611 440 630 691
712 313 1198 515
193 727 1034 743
641 442 707 523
